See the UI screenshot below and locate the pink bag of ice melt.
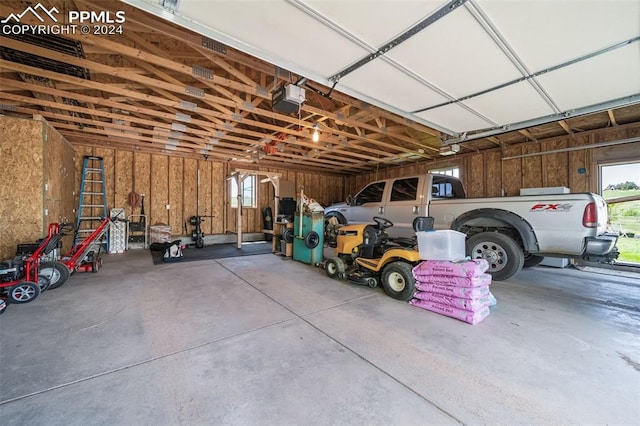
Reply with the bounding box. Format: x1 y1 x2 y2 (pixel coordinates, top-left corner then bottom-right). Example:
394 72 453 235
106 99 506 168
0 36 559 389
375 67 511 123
415 282 490 299
410 299 491 325
412 259 489 279
413 291 492 312
413 273 491 288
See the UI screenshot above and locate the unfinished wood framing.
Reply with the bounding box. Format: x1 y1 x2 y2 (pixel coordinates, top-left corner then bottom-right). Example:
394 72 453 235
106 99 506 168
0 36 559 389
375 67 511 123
346 126 640 199
0 116 75 259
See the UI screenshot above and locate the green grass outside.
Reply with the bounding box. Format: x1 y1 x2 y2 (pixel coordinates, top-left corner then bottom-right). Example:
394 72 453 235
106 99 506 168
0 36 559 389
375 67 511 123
615 237 640 263
603 189 640 264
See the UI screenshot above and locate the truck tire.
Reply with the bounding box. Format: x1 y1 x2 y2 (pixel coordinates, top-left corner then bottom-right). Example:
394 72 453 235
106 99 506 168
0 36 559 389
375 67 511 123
523 254 544 268
466 232 524 281
381 261 415 301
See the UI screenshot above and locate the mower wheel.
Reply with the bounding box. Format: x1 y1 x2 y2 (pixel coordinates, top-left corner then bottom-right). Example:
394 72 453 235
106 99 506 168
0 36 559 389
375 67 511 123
39 261 70 290
8 281 40 304
381 262 415 301
38 275 51 292
325 257 345 279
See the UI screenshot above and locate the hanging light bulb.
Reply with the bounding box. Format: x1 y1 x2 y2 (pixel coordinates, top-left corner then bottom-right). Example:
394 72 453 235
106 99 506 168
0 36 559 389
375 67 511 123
312 123 320 143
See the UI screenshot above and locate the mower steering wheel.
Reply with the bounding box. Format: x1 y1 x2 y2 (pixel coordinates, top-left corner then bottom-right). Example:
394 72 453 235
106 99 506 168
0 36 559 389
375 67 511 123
373 216 394 230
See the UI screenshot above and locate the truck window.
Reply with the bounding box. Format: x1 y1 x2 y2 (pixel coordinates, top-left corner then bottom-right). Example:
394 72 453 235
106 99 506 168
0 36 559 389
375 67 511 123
390 177 419 201
355 182 386 205
432 176 464 198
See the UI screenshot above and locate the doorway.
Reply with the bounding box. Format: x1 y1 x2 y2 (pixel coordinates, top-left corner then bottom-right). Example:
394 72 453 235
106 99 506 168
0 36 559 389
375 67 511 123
600 162 640 264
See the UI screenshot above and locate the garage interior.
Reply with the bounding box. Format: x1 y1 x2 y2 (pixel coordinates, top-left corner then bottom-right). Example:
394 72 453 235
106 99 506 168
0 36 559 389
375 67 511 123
0 0 639 424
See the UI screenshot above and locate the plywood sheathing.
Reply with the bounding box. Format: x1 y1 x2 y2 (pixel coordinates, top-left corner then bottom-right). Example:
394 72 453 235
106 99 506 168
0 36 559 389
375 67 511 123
210 162 225 234
467 155 485 198
43 121 76 253
115 150 134 219
150 155 169 227
541 140 569 188
0 117 44 259
522 143 543 190
345 128 640 199
182 158 198 233
168 157 184 234
199 160 213 234
501 145 522 197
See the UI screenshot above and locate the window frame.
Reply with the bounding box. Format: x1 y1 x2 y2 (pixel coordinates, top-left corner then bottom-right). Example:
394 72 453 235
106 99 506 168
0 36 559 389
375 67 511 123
230 175 257 209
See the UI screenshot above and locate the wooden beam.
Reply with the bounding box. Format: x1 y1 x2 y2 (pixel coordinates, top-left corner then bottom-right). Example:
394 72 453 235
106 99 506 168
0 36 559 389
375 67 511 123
558 120 573 135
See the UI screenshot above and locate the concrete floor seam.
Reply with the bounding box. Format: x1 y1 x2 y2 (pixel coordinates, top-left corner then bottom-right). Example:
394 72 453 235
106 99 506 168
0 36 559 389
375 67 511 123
299 293 379 317
0 316 297 406
218 259 465 424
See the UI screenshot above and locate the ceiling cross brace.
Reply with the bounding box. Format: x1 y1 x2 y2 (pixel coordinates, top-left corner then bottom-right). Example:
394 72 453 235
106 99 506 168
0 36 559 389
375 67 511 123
327 0 467 82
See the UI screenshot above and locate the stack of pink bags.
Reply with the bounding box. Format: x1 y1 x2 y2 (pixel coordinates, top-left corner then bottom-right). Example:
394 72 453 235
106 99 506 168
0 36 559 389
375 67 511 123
410 258 496 325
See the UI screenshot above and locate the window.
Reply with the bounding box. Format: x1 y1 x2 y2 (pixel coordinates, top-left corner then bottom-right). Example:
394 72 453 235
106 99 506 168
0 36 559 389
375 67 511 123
430 167 459 178
390 177 419 201
431 175 465 198
355 182 385 205
230 175 257 208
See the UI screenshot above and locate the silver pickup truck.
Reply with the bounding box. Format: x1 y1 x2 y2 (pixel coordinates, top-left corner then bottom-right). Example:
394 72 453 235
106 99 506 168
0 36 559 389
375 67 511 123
324 174 619 280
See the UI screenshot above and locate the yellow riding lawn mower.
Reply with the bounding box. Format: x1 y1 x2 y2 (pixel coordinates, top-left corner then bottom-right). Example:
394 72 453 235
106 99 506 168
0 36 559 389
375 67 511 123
324 216 431 301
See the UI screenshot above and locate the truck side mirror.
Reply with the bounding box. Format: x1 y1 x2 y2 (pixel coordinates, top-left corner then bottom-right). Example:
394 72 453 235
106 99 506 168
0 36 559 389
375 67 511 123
346 195 353 205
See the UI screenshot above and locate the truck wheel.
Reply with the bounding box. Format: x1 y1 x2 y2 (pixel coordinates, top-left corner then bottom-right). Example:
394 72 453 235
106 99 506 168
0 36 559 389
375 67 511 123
466 232 524 281
381 262 415 301
523 254 544 268
39 261 71 290
325 257 345 279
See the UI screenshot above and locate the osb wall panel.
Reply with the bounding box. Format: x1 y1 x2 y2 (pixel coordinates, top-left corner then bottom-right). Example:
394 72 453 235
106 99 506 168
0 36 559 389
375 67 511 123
344 126 639 201
150 155 170 227
0 117 43 260
568 135 590 193
465 154 484 197
198 160 213 234
210 162 225 234
168 157 184 234
133 152 151 217
484 151 502 197
502 145 522 196
522 143 543 189
541 139 568 187
43 122 76 253
182 158 198 233
115 150 134 217
69 145 342 236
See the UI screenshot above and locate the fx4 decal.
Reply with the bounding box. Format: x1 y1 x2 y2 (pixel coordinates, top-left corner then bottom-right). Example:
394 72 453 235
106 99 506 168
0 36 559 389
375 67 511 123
530 203 573 212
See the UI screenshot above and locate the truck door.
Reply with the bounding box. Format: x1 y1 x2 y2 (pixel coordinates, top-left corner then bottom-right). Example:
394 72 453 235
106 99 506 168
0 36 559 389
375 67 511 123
346 181 387 226
384 176 423 238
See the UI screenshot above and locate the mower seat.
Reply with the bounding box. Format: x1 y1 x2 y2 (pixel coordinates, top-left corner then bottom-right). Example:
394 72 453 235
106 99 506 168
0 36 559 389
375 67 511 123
413 216 434 232
358 224 389 258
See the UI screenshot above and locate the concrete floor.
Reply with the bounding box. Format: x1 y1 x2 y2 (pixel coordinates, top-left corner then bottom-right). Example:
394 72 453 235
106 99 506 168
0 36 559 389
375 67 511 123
0 248 638 425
